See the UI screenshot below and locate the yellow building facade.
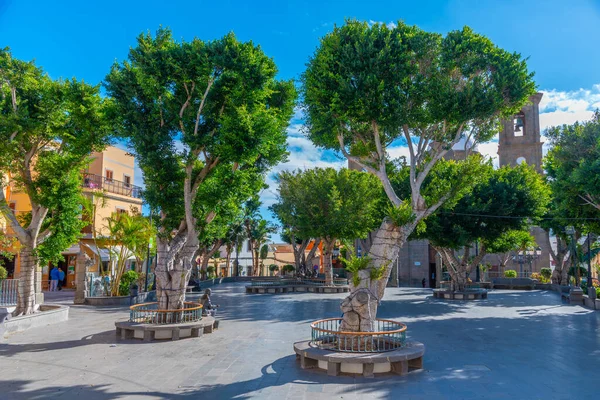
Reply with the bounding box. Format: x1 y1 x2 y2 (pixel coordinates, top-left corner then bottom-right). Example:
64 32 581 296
0 146 143 295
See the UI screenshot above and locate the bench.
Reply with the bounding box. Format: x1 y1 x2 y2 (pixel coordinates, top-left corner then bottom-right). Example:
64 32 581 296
115 316 216 341
491 278 536 290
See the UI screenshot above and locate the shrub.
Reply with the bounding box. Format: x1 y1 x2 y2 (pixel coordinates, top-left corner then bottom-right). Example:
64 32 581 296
118 270 139 296
530 272 541 281
540 267 552 282
282 264 295 274
568 266 587 278
269 264 279 272
0 265 7 281
206 265 216 279
596 287 600 298
504 270 517 278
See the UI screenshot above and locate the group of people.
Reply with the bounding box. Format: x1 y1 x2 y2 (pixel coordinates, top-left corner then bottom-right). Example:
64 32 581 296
49 266 66 291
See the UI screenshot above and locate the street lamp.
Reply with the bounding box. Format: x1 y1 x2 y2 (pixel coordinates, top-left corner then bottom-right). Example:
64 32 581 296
565 226 579 287
512 246 542 277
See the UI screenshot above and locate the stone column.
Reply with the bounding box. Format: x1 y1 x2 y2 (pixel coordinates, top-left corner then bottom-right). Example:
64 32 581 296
387 258 399 287
74 246 89 304
34 269 44 306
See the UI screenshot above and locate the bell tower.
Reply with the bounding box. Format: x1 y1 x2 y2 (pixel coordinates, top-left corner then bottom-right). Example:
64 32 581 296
498 92 544 172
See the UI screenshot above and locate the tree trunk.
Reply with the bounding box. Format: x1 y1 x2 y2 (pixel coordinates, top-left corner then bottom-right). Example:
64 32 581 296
14 244 37 316
155 234 197 311
305 238 321 274
323 238 335 285
549 234 570 285
340 220 406 333
225 245 231 277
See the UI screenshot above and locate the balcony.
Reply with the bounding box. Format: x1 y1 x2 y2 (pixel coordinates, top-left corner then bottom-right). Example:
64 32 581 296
82 173 143 199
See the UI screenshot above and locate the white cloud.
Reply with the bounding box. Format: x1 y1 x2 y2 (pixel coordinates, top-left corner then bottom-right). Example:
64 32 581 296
539 85 600 131
368 20 397 29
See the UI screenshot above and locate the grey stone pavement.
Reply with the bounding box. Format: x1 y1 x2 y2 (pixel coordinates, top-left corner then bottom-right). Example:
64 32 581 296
1 284 600 400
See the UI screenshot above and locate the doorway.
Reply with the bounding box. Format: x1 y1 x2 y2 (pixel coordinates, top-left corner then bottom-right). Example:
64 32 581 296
429 263 436 288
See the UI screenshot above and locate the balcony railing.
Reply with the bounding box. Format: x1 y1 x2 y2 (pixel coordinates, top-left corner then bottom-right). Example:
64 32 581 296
83 173 142 199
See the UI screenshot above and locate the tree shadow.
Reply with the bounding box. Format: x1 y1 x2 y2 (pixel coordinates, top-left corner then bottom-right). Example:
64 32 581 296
0 355 325 400
0 329 125 357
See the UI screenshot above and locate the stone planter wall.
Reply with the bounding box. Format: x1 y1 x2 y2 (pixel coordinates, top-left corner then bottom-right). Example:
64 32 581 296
84 290 156 306
2 304 69 338
432 289 487 300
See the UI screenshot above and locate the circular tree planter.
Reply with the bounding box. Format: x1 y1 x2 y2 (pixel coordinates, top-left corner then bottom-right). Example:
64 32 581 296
432 288 488 300
114 302 217 341
246 278 350 294
293 318 424 378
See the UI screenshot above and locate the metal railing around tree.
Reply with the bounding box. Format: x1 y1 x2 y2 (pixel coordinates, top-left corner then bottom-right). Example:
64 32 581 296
311 318 407 353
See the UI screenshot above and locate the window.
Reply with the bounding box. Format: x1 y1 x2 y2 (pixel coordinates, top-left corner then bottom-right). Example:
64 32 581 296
513 113 525 137
123 174 131 187
116 208 127 215
8 202 16 213
516 157 526 165
105 169 114 182
247 240 252 252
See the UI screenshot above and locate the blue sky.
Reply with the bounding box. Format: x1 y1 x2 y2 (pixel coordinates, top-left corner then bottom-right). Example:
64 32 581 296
2 0 600 241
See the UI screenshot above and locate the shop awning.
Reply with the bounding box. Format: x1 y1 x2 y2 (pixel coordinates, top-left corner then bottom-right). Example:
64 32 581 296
81 243 110 262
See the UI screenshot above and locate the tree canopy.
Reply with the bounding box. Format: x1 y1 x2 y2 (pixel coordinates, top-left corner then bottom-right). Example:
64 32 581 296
414 163 550 289
271 167 384 282
105 28 295 309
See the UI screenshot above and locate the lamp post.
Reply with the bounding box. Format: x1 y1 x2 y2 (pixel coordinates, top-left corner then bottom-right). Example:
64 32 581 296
144 208 154 292
565 226 578 287
512 247 542 277
587 232 592 289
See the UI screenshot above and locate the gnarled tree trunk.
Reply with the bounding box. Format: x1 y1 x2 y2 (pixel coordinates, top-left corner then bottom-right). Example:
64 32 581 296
548 232 570 285
323 238 335 285
435 245 487 292
340 220 405 333
14 244 38 316
155 234 197 311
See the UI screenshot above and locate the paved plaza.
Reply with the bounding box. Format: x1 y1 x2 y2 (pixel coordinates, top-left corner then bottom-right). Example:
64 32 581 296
1 284 600 399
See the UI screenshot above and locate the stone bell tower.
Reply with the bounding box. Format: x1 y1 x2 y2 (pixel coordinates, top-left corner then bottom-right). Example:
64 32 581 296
497 92 550 271
498 92 544 172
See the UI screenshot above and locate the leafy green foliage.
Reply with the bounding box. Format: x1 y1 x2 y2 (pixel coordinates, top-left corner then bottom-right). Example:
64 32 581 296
0 47 111 265
271 168 383 243
118 270 139 296
260 244 269 260
504 270 517 278
302 21 534 152
282 264 295 273
540 268 552 281
0 265 7 280
105 28 295 235
339 247 372 287
544 111 600 233
414 163 550 250
97 212 156 296
269 264 279 272
485 230 535 255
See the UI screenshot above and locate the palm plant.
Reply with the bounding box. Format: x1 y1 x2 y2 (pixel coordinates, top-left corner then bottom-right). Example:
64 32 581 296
97 211 155 296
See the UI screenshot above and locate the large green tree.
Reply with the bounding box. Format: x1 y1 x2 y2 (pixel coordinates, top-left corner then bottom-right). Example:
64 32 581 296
544 112 600 284
414 164 550 291
303 20 535 331
271 168 383 284
0 48 111 315
105 29 295 310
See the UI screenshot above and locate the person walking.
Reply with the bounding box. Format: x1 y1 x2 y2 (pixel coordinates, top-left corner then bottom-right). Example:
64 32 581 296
57 268 66 291
49 266 59 291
